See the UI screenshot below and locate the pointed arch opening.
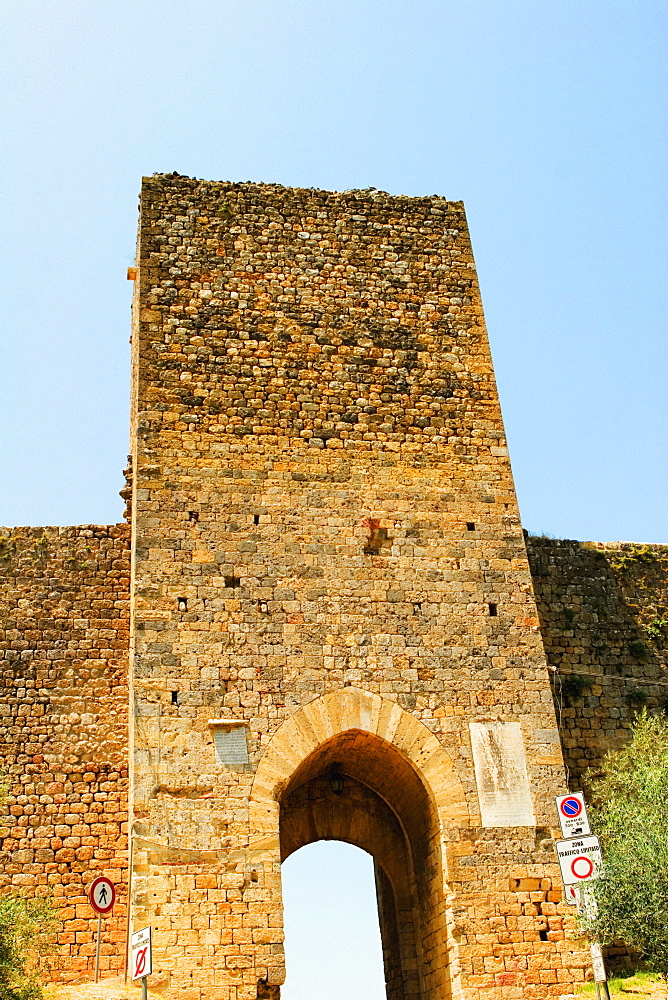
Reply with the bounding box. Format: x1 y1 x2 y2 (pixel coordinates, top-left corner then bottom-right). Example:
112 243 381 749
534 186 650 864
279 728 446 1000
281 841 386 1000
248 689 469 1000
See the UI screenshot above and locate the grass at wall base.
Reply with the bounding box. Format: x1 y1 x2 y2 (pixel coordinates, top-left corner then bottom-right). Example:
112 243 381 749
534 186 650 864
577 970 667 995
0 894 55 1000
579 710 668 980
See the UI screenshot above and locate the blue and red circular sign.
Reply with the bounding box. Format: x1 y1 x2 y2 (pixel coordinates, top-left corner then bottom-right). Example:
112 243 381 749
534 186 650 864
560 797 583 819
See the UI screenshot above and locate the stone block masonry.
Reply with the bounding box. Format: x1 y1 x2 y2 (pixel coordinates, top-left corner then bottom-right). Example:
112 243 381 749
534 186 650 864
0 525 663 990
128 175 588 999
0 175 665 999
0 526 130 981
527 538 668 786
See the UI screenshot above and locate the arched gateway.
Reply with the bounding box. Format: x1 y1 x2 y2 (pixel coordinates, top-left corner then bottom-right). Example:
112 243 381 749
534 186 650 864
128 174 589 999
249 688 468 999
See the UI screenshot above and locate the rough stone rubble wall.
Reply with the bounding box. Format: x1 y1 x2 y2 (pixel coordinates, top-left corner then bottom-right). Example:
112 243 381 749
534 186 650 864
527 538 668 786
0 173 665 997
129 175 587 999
0 525 130 981
0 525 664 989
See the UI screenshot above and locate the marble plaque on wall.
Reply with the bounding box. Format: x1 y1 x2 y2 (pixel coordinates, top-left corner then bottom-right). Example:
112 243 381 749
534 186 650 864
470 721 535 827
212 725 249 766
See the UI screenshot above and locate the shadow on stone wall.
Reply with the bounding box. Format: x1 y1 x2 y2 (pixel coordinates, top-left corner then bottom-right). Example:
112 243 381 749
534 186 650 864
527 537 668 786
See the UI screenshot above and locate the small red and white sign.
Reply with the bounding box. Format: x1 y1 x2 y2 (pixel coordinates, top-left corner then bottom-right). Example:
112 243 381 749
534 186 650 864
131 926 153 981
556 836 603 886
563 883 580 906
555 792 591 838
88 876 116 914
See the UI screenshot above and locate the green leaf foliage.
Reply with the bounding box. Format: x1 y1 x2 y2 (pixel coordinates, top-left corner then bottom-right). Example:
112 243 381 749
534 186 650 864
0 894 56 1000
580 710 668 978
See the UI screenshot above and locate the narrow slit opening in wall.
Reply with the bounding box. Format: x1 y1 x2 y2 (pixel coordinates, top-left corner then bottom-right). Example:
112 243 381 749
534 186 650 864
188 511 199 522
171 691 178 705
539 929 548 941
488 603 497 616
253 514 260 525
466 522 475 531
178 597 188 611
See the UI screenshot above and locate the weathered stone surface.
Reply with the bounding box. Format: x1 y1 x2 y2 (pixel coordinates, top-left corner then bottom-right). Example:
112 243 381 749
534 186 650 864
527 538 668 785
0 176 665 998
0 525 130 980
126 176 586 999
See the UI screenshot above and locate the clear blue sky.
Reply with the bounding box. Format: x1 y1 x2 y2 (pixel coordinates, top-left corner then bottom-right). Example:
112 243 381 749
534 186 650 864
1 1 666 994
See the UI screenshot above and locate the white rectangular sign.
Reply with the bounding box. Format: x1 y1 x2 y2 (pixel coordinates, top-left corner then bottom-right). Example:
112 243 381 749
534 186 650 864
590 942 607 983
555 792 591 838
470 722 535 827
556 836 603 885
131 926 152 981
213 725 249 766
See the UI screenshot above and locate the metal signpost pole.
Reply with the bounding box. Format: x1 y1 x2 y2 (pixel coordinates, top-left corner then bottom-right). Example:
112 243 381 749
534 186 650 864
124 835 134 983
596 979 611 1000
94 911 102 983
142 975 148 1000
589 938 611 999
555 795 611 997
88 875 116 986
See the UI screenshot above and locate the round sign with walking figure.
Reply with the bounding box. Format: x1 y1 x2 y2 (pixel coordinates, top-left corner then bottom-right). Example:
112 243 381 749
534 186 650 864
89 876 116 914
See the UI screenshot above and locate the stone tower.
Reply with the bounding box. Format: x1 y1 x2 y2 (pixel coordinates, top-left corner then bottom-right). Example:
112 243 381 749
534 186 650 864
128 175 588 999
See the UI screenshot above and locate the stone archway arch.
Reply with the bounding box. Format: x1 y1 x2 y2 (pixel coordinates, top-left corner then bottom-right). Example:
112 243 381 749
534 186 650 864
249 686 470 858
248 688 471 1000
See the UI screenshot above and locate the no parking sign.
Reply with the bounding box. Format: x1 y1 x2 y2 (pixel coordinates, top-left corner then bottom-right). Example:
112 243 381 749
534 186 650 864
555 792 591 838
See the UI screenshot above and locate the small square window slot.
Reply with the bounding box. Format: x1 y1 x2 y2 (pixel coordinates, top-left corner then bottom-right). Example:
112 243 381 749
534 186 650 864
466 522 475 531
178 597 188 612
188 511 199 522
539 929 548 942
224 575 241 588
488 603 497 617
253 514 260 525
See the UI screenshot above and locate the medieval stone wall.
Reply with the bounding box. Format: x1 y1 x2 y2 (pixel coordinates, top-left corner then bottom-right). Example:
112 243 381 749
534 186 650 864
1 524 665 988
128 175 588 999
527 537 668 786
0 525 130 981
0 174 665 999
0 524 664 990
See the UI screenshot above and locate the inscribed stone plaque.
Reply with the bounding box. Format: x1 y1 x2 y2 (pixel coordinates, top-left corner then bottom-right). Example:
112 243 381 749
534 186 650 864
212 725 249 766
470 721 535 827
